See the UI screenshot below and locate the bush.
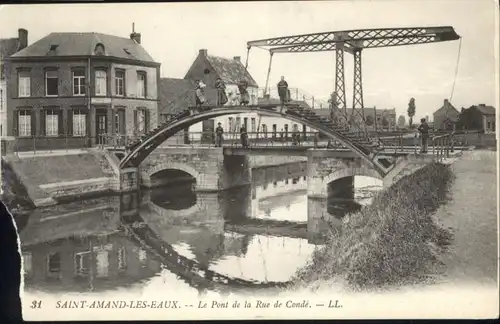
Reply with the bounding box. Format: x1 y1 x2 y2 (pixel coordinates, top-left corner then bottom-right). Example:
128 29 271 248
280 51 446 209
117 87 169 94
1 160 35 212
295 163 455 291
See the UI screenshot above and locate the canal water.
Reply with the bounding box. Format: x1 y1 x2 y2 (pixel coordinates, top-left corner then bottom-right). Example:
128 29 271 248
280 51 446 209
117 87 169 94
18 162 382 297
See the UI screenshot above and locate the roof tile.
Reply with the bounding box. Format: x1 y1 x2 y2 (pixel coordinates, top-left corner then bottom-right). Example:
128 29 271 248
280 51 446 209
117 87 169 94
206 55 258 87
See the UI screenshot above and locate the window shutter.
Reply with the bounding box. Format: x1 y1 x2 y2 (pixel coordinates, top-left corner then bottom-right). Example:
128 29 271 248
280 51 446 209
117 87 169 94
40 109 46 136
67 109 73 136
31 110 36 137
13 111 18 136
85 111 90 137
120 110 125 135
144 109 150 132
58 109 64 136
133 110 138 135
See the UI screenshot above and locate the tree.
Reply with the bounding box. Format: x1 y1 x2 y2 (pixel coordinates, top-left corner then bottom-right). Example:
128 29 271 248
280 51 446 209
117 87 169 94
365 115 374 126
397 115 406 128
381 116 389 129
407 98 416 127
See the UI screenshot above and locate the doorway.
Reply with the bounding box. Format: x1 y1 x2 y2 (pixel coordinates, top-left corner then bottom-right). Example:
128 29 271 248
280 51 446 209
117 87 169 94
96 109 108 145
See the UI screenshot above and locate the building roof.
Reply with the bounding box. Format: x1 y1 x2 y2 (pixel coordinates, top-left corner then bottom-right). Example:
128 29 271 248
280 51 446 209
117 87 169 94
0 37 21 79
473 104 496 115
11 32 156 62
433 99 460 120
0 38 20 59
158 78 197 114
205 54 258 87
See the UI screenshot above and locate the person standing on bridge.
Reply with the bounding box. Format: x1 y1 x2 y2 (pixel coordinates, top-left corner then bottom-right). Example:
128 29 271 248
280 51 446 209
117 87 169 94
214 77 228 106
194 80 206 113
418 117 430 153
314 132 320 148
215 122 224 147
277 76 289 111
240 125 249 148
238 79 250 106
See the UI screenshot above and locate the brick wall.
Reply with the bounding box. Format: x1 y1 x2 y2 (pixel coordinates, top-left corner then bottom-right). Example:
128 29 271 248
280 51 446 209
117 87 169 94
5 58 159 150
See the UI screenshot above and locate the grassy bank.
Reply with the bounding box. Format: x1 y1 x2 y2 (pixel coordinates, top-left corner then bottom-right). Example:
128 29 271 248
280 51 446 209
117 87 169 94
294 162 456 291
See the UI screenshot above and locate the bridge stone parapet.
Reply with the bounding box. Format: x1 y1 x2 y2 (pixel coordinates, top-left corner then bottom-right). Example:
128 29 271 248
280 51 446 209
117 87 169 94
140 147 251 192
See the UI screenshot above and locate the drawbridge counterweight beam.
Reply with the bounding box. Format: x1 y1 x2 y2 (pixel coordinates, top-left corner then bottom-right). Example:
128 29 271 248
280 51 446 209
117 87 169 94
247 26 460 50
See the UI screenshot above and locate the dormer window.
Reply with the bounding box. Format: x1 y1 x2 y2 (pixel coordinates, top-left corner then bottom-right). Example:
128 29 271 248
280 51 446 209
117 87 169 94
49 45 58 51
123 48 131 55
94 43 105 56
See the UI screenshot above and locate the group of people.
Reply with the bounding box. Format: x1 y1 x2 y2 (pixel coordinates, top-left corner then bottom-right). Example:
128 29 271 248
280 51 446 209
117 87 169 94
194 76 292 110
194 77 251 110
214 122 248 148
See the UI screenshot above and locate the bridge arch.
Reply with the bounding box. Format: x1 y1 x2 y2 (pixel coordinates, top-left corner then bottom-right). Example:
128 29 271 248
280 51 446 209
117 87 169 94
322 164 383 185
142 162 201 189
119 107 388 176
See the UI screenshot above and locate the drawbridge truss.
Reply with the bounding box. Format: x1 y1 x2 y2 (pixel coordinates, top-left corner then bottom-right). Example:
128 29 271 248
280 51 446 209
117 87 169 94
246 26 460 136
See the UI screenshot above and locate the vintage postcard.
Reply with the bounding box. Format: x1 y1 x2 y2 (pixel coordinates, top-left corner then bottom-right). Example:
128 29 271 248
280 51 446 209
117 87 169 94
0 0 498 321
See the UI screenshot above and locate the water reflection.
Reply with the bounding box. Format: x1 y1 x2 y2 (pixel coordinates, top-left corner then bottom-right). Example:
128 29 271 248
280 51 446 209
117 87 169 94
19 164 382 295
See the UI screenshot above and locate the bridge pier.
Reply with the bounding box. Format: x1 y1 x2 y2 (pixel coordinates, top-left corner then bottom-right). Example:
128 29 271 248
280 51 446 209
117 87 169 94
119 167 140 192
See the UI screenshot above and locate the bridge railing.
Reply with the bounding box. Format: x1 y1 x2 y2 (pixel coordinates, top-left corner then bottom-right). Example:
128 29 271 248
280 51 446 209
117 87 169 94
258 87 330 109
431 132 457 160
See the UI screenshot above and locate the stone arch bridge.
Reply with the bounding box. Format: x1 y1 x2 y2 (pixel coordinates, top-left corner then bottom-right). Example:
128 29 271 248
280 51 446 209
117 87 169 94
114 104 454 196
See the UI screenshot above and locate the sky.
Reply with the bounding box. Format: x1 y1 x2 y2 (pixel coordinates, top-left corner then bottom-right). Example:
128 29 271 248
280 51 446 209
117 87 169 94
0 0 498 120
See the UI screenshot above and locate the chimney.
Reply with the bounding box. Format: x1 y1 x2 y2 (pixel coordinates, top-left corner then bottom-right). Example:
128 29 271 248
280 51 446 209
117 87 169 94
130 32 141 44
18 28 28 51
199 49 208 56
233 56 241 62
130 23 141 44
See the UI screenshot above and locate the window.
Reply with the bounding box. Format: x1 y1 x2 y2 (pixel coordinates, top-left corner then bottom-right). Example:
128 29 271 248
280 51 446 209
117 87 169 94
115 70 125 96
18 110 31 137
95 251 109 278
272 124 277 138
18 71 31 97
137 72 146 98
228 117 234 132
72 69 86 96
75 252 90 277
72 109 86 136
118 247 126 270
236 117 241 130
95 70 107 96
284 124 289 136
0 89 3 111
138 249 147 265
293 123 299 132
115 109 125 135
45 109 59 136
136 109 146 134
23 253 32 275
47 253 61 273
251 118 256 132
45 70 58 96
262 124 268 138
